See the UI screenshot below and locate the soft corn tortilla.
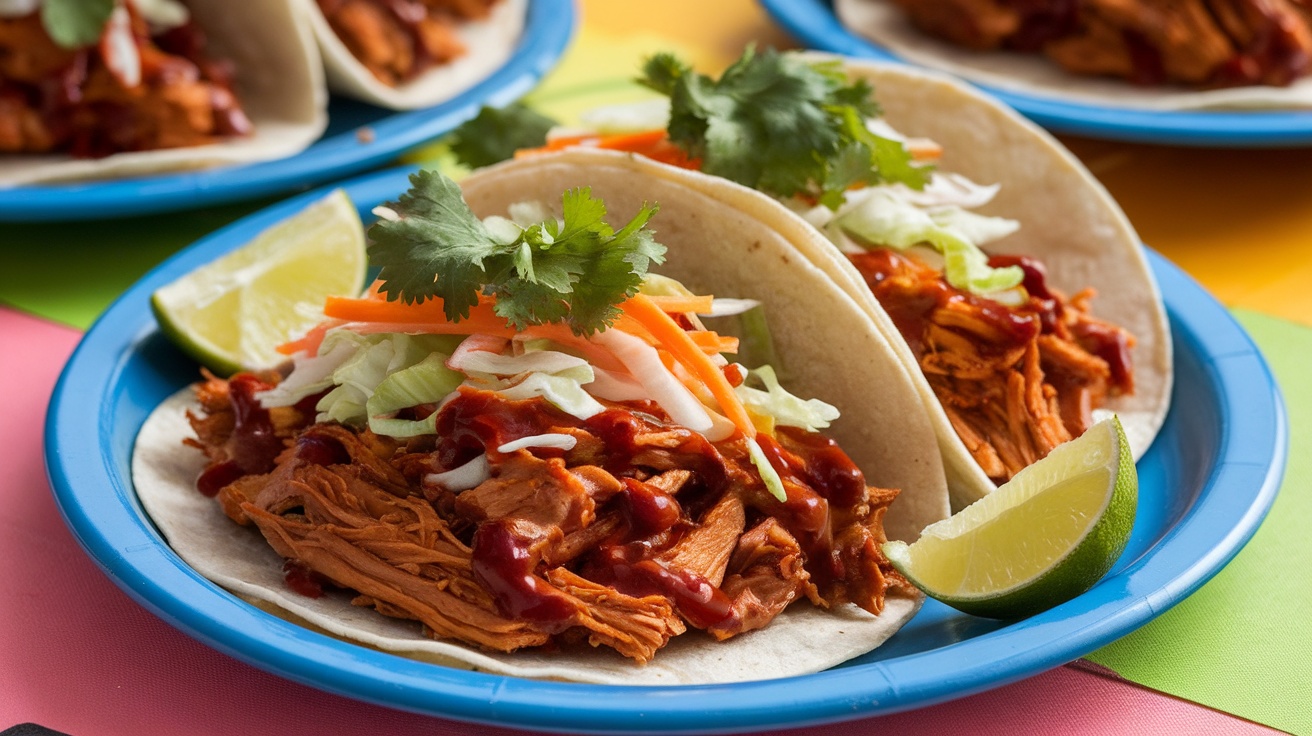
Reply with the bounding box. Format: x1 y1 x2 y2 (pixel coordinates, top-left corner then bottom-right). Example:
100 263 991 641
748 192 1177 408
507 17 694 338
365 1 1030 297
0 0 327 186
300 0 526 110
133 154 951 684
835 0 1312 111
631 57 1172 510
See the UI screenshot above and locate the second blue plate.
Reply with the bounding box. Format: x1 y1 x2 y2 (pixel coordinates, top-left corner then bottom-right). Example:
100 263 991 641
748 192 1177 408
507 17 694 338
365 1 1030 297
760 0 1312 148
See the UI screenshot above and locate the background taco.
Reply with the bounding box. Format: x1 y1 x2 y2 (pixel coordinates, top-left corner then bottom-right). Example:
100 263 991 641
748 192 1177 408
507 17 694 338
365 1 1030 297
301 0 526 109
133 152 951 684
0 0 326 186
834 0 1312 110
508 53 1172 510
628 57 1172 508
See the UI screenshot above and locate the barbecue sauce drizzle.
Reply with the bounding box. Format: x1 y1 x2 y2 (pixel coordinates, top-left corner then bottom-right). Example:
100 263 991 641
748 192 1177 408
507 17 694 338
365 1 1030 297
429 390 876 634
848 248 1132 389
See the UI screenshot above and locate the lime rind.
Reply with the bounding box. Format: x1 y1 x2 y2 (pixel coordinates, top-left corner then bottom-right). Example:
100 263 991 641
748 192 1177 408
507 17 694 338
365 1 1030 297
885 417 1137 619
150 190 366 375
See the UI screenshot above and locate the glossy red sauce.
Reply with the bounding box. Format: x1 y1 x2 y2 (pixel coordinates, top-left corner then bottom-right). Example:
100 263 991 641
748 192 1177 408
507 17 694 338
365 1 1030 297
434 388 580 469
295 433 351 467
195 373 289 496
282 559 329 598
471 520 577 633
849 249 1041 357
619 478 682 537
586 546 735 630
1073 319 1135 393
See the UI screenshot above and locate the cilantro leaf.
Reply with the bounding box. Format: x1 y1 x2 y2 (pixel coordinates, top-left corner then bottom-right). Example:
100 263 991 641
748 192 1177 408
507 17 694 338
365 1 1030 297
447 103 558 169
836 106 932 191
566 197 664 331
42 0 115 50
368 170 665 336
369 169 508 320
638 46 930 207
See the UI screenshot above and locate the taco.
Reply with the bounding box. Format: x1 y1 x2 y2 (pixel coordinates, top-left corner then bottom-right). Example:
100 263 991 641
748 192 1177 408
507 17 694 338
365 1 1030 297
504 50 1172 510
132 155 951 685
302 0 526 109
833 0 1312 110
0 0 326 185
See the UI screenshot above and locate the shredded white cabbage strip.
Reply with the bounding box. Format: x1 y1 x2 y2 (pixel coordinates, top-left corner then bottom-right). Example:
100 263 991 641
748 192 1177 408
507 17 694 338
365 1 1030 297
424 454 490 492
497 434 578 453
592 328 714 433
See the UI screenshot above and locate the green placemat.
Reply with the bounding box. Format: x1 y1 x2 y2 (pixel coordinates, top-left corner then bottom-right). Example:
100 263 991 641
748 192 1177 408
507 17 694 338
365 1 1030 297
1089 308 1310 735
0 200 268 329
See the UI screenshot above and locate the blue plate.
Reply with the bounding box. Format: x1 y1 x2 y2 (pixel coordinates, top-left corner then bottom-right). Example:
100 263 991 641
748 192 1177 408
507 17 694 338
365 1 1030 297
759 0 1312 148
0 0 574 223
46 166 1287 734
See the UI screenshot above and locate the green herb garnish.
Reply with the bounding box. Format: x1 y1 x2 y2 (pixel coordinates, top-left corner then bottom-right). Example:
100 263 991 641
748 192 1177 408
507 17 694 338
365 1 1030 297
369 170 665 336
639 47 931 207
42 0 115 50
447 103 557 169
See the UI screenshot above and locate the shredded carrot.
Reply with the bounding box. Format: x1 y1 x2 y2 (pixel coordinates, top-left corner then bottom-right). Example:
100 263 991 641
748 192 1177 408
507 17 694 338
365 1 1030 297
644 294 714 315
310 293 735 378
323 296 516 333
276 320 337 356
517 129 701 169
688 331 738 354
621 294 755 438
318 295 645 372
907 139 943 161
593 129 668 151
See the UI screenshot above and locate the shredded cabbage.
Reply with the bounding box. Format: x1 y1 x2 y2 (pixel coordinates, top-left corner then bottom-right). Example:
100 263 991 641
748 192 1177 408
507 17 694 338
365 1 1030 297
497 434 578 453
735 366 839 433
305 332 462 427
577 98 671 134
746 437 787 502
451 343 606 420
366 353 464 437
256 334 356 408
476 369 607 420
639 273 696 297
593 327 714 434
829 187 1024 294
425 454 490 492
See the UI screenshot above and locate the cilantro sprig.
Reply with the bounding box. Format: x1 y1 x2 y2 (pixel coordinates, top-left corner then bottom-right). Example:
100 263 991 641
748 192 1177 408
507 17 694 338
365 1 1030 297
42 0 116 50
639 47 932 207
368 170 665 336
447 103 556 169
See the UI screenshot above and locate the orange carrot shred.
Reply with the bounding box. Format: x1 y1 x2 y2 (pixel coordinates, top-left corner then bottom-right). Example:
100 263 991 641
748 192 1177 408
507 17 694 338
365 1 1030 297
645 294 714 315
621 294 755 438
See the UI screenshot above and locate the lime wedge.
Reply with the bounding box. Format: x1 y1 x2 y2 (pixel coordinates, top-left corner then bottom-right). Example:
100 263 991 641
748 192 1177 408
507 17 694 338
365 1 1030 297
150 190 366 375
884 416 1137 619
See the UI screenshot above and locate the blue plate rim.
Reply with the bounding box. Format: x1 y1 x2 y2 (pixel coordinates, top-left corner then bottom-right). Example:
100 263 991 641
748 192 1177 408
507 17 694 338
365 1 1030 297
44 165 1287 734
0 0 575 223
758 0 1312 148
